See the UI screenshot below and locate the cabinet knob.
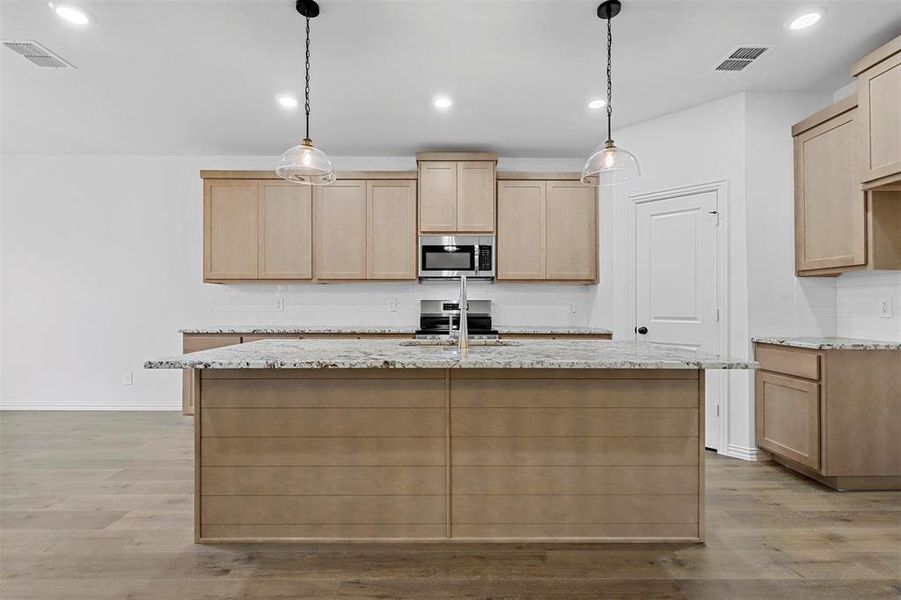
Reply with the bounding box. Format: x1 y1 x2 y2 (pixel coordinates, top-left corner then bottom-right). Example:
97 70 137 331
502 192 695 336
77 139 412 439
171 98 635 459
636 326 648 335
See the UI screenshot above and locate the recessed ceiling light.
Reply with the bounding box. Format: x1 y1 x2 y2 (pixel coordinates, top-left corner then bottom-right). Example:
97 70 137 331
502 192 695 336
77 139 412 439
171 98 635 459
277 95 299 109
433 96 453 110
788 12 821 30
50 3 91 26
587 99 606 109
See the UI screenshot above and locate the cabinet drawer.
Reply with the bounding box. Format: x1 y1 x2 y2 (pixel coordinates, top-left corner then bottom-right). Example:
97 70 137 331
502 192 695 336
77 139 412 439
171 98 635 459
756 345 820 380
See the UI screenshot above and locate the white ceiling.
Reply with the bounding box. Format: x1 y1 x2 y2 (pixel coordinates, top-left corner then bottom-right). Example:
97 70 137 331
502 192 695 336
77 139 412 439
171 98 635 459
1 0 899 156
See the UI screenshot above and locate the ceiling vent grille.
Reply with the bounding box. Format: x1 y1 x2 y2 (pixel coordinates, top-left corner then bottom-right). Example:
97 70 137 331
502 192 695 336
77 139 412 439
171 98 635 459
2 40 74 68
714 45 769 72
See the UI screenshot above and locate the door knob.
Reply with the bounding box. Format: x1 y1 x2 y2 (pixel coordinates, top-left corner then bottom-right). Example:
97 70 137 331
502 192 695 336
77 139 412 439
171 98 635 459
636 326 648 335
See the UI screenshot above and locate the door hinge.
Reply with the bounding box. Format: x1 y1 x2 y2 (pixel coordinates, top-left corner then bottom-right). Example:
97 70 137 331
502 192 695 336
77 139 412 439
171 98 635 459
709 210 719 225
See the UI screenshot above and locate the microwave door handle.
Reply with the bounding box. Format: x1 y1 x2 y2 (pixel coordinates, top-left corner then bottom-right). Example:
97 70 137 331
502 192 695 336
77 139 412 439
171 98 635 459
474 245 479 276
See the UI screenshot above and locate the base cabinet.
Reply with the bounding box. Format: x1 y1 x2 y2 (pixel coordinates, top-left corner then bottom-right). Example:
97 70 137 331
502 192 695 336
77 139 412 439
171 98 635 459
195 368 704 543
755 372 820 470
754 343 901 490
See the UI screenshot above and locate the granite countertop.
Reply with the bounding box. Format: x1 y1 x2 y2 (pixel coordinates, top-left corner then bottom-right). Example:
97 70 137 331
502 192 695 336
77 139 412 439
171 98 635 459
753 336 901 351
145 339 754 370
178 325 614 335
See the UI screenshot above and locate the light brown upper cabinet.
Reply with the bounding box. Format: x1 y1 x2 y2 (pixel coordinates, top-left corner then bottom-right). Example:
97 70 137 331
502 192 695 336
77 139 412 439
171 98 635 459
792 99 901 276
418 161 458 232
202 172 417 283
204 179 260 280
497 177 598 283
497 180 546 280
853 35 901 188
367 180 417 279
456 161 497 232
315 179 418 281
417 152 497 233
259 181 313 279
204 178 314 282
314 180 368 280
793 99 867 273
545 181 598 280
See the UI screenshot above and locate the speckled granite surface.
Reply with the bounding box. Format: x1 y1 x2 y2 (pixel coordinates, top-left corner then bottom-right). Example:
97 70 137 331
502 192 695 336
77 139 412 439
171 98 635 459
146 339 754 370
179 325 614 335
753 337 901 350
495 326 612 335
178 326 416 335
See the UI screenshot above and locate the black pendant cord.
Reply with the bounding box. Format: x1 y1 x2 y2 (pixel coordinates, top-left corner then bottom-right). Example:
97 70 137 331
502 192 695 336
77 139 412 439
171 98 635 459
606 13 613 144
304 15 311 141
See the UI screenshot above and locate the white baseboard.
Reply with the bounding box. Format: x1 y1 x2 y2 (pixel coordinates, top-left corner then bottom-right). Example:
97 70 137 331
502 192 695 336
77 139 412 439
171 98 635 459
0 402 180 411
724 443 770 462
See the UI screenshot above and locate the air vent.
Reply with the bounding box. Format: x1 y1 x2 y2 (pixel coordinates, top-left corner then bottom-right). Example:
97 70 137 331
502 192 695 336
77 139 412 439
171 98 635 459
714 45 769 72
2 40 74 68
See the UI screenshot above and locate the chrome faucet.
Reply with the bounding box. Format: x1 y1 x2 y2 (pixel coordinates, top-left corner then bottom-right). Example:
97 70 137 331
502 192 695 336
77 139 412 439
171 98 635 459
458 275 469 353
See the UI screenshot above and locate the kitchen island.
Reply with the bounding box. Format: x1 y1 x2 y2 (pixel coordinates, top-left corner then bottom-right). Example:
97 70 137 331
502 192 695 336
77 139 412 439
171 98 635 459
146 339 753 544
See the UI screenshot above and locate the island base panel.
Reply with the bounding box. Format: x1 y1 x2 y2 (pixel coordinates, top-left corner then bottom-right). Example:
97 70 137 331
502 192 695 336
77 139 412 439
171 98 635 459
196 368 704 543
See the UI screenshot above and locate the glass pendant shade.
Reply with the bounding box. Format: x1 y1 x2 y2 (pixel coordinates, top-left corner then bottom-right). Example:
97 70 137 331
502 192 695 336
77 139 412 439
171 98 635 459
276 139 336 185
580 141 641 187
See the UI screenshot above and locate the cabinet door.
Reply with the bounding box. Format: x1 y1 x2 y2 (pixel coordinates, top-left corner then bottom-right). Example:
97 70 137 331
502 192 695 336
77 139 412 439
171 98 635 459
314 181 367 280
794 109 867 272
259 181 312 279
419 161 458 232
858 51 901 186
367 180 417 279
545 181 598 281
457 161 496 232
755 372 821 470
204 180 259 280
497 181 546 280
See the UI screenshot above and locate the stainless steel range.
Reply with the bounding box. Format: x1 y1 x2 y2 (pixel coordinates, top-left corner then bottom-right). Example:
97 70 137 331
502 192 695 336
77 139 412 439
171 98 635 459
415 299 498 339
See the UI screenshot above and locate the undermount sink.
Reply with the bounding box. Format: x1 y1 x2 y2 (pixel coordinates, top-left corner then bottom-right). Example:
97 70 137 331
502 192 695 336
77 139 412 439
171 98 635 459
401 339 521 347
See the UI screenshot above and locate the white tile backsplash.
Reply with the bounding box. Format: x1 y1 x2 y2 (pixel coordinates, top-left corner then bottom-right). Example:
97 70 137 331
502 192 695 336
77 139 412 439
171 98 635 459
202 281 603 330
836 272 901 341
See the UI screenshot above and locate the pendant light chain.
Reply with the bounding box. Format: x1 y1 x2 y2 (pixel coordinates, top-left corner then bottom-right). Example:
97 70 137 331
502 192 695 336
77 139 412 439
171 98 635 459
606 13 613 143
304 16 312 141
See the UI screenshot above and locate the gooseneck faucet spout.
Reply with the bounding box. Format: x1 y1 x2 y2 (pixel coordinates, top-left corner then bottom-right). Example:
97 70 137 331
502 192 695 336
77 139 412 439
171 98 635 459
458 275 469 354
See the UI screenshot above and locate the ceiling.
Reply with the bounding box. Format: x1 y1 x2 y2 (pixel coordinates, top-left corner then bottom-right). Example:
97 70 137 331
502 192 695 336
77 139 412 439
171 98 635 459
1 0 899 157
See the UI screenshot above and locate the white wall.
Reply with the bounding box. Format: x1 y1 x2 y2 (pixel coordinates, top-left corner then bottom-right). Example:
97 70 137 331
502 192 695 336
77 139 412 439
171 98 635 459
0 154 609 410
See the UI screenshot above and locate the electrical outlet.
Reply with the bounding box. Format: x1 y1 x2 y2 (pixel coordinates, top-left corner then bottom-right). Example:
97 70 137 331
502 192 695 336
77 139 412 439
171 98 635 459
878 297 892 318
569 302 577 315
123 372 133 386
388 299 397 312
275 297 285 312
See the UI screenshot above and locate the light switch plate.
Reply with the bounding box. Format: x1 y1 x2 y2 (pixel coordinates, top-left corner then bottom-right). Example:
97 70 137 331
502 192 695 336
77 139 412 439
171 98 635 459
388 299 397 312
123 372 133 386
878 297 892 318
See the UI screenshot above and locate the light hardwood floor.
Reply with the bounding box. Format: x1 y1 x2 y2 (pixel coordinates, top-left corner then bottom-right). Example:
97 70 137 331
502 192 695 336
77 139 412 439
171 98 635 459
1 412 899 599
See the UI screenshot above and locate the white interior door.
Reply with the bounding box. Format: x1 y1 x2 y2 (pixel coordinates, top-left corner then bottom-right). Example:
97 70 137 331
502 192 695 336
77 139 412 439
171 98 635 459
635 190 720 449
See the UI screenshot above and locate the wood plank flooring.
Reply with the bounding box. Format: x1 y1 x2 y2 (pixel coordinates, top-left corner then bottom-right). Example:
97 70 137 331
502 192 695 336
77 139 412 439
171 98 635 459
1 411 900 599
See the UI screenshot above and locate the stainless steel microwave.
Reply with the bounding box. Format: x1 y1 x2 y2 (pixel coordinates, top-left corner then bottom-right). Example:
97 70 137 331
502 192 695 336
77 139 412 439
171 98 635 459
418 235 495 280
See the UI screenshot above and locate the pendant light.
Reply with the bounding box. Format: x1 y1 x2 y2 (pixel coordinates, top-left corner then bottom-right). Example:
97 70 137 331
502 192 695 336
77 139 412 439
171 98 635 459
581 0 640 186
276 0 336 185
